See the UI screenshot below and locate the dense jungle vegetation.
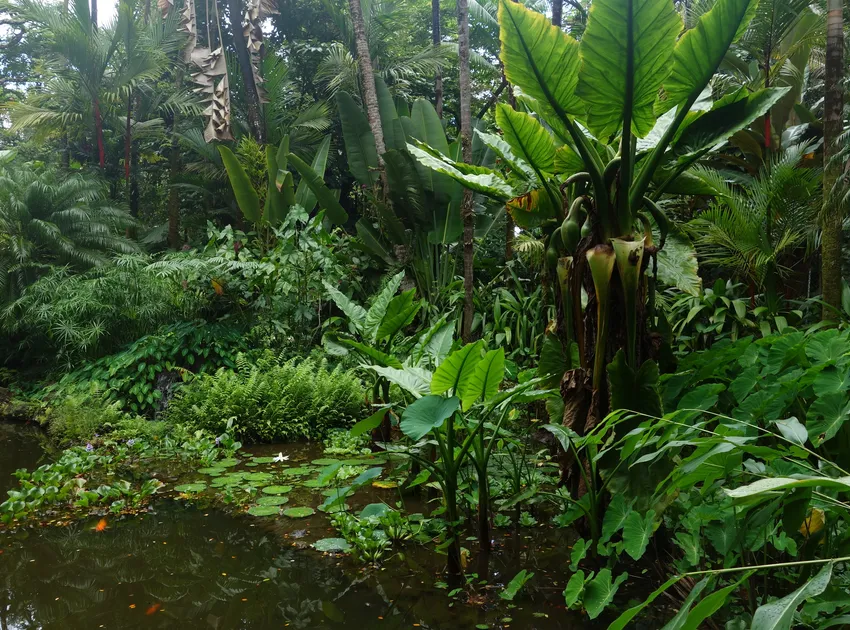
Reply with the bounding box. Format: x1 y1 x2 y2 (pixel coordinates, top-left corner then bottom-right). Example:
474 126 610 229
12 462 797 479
2 0 850 626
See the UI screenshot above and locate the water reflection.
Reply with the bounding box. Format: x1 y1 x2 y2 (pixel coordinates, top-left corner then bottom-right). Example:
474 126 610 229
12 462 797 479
0 422 45 496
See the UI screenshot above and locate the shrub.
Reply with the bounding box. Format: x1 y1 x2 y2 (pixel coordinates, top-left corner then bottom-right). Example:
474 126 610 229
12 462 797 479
43 396 164 445
165 352 365 443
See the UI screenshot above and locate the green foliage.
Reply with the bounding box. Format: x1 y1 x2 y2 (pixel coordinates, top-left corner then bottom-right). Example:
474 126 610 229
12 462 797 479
51 320 246 415
166 351 364 443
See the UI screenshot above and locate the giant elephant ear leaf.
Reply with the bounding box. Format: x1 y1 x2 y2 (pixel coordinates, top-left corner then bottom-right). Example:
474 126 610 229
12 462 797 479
461 348 505 410
494 103 555 174
337 91 379 187
407 143 515 200
577 0 682 139
673 87 791 156
376 289 420 340
657 0 759 115
498 0 583 124
400 395 461 440
431 341 484 395
219 145 261 223
287 153 348 225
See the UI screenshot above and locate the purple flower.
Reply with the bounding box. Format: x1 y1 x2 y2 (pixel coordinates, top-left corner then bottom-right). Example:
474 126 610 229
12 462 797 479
94 433 100 438
127 439 136 447
215 437 221 446
85 443 94 452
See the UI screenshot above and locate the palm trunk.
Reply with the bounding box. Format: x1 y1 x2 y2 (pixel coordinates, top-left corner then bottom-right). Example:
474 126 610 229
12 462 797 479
822 0 844 319
228 0 265 142
432 0 443 117
93 96 105 168
167 73 183 249
124 90 132 182
90 0 97 26
458 0 474 343
552 0 562 26
348 0 386 163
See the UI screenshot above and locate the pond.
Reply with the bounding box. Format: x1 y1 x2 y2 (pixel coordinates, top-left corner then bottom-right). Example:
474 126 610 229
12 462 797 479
0 422 594 629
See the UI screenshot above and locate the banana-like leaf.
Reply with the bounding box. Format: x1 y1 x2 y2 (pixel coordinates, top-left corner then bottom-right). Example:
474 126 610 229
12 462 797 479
494 103 555 174
287 153 348 225
338 338 403 369
408 99 456 200
275 135 290 188
375 77 401 151
355 219 394 263
323 280 367 330
219 145 260 223
364 270 405 340
338 91 379 186
265 146 287 226
475 129 537 181
673 87 791 156
657 0 759 115
407 142 515 200
577 0 681 139
295 135 331 213
498 0 583 126
377 289 420 339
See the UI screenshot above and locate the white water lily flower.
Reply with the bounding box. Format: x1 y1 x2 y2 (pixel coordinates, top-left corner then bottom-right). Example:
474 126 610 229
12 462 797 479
273 452 289 462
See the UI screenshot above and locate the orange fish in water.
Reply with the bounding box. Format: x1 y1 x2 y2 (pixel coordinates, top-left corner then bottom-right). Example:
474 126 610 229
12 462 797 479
146 603 162 615
94 518 108 532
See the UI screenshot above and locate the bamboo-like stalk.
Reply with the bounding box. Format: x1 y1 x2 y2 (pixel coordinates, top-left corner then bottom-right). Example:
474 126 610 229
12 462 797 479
586 244 616 390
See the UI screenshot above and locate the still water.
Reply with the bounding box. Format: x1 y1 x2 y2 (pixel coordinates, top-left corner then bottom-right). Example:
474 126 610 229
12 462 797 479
0 422 595 629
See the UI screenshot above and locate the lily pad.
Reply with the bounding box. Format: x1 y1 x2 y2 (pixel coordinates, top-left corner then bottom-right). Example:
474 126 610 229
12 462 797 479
197 467 227 476
312 538 351 553
343 458 385 466
302 479 329 488
174 482 207 493
244 462 258 467
311 458 341 466
251 456 277 464
280 467 314 477
248 505 281 517
262 485 293 495
216 458 240 467
243 472 273 482
211 476 244 487
256 495 290 506
283 507 316 518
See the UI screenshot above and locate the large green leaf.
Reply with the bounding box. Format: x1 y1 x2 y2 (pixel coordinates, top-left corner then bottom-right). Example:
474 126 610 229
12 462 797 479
431 341 483 395
407 143 515 200
584 569 629 619
498 0 583 126
287 153 348 225
407 99 456 201
475 128 537 181
338 91 379 186
400 395 461 440
673 87 791 156
350 407 390 437
658 0 758 114
376 289 420 339
364 271 405 340
337 338 403 369
751 563 832 630
460 348 505 410
600 493 635 544
677 572 754 630
322 281 367 330
807 393 850 446
375 77 401 151
607 576 683 630
495 103 555 174
294 135 331 213
622 509 655 560
275 135 290 187
725 475 850 503
655 227 701 296
607 350 663 417
265 147 288 226
219 145 260 223
576 0 681 139
369 365 433 398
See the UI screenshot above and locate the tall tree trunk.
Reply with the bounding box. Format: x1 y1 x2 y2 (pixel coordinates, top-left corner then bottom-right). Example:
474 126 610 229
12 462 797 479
228 0 265 142
93 96 105 168
90 0 97 26
348 0 386 163
552 0 562 27
167 73 183 249
458 0 474 343
822 0 844 319
124 91 133 182
432 0 443 117
505 83 516 261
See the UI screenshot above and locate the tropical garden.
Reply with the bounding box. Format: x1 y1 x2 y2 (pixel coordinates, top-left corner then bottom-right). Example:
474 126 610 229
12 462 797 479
1 0 850 625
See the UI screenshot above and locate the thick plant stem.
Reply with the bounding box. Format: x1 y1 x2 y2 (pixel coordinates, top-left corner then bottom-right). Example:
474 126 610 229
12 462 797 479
228 0 265 142
458 0 474 342
822 0 844 319
612 238 644 367
587 245 615 390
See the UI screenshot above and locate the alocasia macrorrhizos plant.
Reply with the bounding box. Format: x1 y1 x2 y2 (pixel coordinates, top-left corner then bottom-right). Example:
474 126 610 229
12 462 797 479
409 0 789 435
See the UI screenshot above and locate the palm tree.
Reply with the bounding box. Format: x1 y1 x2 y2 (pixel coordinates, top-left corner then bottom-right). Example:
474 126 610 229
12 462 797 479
432 0 442 116
458 0 473 344
821 0 844 319
688 144 821 304
347 0 386 167
0 166 139 303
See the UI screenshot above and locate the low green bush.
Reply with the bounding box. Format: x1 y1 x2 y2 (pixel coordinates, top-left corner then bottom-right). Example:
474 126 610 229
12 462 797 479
43 396 165 445
165 352 365 443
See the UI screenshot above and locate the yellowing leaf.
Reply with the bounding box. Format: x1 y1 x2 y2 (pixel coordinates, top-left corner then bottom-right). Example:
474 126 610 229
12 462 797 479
799 508 825 538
